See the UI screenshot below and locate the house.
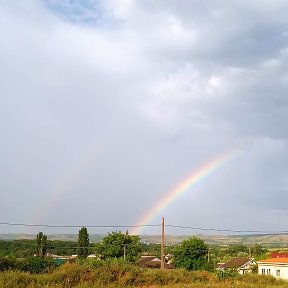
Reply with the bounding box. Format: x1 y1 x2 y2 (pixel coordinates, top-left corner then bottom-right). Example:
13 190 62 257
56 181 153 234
270 252 288 258
258 258 288 280
137 256 173 269
218 258 255 274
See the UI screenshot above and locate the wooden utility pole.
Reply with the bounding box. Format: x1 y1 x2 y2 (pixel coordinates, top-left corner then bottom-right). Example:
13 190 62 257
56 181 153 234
161 217 165 269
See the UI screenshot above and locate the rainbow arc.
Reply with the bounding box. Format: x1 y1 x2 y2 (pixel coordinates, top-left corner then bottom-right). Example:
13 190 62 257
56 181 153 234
130 148 242 235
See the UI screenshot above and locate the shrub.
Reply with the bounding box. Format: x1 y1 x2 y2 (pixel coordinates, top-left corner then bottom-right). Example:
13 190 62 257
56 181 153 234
19 256 55 274
0 256 18 271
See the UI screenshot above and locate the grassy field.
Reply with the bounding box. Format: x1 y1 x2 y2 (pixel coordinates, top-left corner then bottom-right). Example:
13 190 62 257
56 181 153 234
0 261 286 288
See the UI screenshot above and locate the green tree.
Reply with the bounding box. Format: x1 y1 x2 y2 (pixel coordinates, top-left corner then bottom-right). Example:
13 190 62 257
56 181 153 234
35 232 47 257
40 234 47 257
226 244 248 257
173 237 211 271
77 227 89 258
95 230 142 262
251 243 267 259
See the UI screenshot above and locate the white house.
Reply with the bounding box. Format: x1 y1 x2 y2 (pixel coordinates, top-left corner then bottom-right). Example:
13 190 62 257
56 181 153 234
217 258 255 275
257 258 288 280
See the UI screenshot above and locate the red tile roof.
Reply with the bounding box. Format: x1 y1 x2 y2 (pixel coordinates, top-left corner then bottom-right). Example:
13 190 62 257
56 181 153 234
270 252 288 258
258 258 288 264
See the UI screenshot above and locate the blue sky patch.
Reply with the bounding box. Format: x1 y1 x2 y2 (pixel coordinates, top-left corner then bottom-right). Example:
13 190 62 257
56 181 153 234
43 0 115 27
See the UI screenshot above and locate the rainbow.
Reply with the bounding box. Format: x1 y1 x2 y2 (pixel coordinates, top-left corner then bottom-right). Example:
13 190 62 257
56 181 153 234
26 146 103 231
130 147 243 235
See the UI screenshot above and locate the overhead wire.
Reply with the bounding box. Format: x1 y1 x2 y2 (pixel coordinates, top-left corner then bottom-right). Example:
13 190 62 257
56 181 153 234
0 222 160 228
1 221 288 234
165 224 288 234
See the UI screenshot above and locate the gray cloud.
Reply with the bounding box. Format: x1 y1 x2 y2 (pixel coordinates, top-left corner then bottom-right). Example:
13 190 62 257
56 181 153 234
1 0 288 234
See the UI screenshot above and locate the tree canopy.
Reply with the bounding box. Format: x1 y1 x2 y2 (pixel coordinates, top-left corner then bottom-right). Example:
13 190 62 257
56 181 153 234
173 237 211 271
95 230 142 262
77 227 89 258
36 232 47 257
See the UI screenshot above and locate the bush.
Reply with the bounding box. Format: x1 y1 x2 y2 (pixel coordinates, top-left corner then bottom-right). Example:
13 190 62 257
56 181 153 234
0 256 18 271
216 269 238 280
19 256 55 274
0 260 287 288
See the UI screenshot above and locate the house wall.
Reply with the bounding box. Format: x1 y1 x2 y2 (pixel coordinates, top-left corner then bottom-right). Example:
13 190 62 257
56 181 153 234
258 263 288 280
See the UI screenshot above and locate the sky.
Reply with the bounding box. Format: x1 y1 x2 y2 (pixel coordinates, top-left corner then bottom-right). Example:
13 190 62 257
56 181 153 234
1 0 288 235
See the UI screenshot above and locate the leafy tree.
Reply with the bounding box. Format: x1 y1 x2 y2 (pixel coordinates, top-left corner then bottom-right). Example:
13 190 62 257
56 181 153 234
237 251 249 258
41 234 47 257
77 227 89 258
251 243 267 259
173 237 211 271
0 240 35 257
141 242 175 259
36 232 47 257
36 232 43 256
95 230 142 262
226 244 248 257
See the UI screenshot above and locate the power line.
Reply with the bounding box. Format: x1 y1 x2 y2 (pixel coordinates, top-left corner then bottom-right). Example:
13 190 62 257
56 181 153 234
1 221 288 234
0 243 96 250
165 224 288 234
0 222 161 228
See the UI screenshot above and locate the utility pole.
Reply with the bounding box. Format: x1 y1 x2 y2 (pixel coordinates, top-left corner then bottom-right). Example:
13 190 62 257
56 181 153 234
123 244 126 261
161 217 165 269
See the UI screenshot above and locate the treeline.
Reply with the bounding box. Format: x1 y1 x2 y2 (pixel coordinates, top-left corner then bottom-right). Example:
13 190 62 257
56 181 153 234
0 239 268 261
0 239 94 258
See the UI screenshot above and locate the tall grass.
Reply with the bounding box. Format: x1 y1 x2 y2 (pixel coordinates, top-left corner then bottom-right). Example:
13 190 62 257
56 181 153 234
0 260 286 288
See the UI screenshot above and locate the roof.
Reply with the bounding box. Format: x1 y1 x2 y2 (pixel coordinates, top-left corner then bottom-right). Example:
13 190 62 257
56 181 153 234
144 261 173 269
220 258 252 269
137 256 159 266
137 256 173 269
270 252 288 258
258 258 288 264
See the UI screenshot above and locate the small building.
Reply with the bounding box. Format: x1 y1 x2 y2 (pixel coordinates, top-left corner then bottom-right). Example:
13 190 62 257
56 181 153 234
137 256 173 269
87 254 98 259
218 258 255 274
258 258 288 280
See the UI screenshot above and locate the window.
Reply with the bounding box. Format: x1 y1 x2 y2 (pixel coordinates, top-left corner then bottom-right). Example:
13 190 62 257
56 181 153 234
276 269 280 277
261 269 265 275
267 269 271 275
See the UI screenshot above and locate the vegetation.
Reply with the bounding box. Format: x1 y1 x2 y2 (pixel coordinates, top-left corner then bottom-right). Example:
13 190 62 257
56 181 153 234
77 227 89 259
95 231 142 262
141 242 175 258
36 232 47 257
173 237 213 271
0 260 286 288
0 256 54 273
0 239 94 258
0 231 279 287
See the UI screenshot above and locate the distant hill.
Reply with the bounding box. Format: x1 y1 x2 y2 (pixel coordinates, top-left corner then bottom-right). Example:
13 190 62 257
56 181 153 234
1 233 288 247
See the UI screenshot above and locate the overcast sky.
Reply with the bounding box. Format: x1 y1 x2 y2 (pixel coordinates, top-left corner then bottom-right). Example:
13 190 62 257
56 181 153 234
1 0 288 235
